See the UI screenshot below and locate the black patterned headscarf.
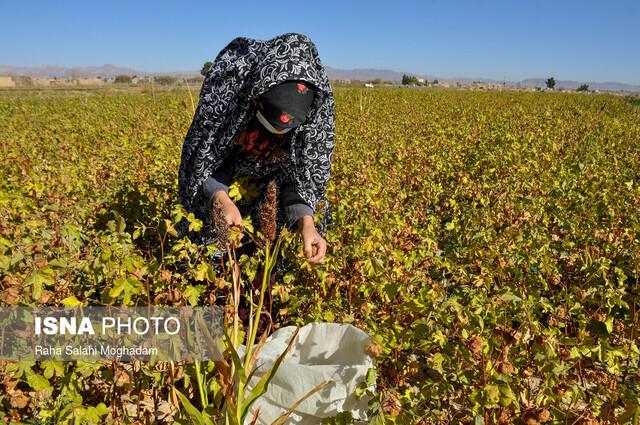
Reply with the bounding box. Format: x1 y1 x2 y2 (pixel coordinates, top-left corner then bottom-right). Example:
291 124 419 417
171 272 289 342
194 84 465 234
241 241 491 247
177 33 335 245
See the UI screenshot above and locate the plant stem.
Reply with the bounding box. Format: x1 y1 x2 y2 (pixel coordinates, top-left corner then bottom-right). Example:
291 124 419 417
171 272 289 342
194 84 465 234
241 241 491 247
194 360 208 408
244 240 271 372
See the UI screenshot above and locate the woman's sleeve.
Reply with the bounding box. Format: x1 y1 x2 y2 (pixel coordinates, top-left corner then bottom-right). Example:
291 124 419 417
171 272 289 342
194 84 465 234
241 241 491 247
280 178 314 228
202 159 234 204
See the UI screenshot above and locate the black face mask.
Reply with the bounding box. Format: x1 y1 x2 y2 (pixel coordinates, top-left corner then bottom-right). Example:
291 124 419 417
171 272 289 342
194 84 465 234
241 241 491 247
255 109 293 134
257 80 317 129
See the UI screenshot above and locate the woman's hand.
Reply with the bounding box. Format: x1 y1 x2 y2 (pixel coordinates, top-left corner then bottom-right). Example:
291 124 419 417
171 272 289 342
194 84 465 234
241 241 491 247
298 215 327 264
213 191 243 229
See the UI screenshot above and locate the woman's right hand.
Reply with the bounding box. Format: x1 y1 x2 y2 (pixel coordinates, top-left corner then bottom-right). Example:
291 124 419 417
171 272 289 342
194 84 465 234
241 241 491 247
213 191 243 229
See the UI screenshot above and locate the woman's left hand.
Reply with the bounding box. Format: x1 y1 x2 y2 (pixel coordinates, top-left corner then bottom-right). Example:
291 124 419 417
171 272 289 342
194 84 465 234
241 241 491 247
298 216 327 264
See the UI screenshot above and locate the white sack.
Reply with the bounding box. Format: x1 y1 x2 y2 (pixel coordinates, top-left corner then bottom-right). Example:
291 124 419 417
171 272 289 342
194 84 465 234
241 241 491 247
240 322 376 424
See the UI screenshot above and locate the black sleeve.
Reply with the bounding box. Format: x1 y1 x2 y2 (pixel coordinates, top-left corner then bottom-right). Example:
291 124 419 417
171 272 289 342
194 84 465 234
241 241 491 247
280 178 314 228
202 158 234 205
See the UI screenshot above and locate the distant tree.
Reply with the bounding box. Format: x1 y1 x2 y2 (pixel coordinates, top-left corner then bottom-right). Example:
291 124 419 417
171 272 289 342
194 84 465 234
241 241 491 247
433 79 439 85
114 75 132 84
402 74 418 85
546 77 556 90
201 61 213 76
576 84 589 92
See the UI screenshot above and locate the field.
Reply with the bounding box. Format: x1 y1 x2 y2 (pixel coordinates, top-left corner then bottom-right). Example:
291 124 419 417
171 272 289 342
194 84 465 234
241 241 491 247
1 87 640 424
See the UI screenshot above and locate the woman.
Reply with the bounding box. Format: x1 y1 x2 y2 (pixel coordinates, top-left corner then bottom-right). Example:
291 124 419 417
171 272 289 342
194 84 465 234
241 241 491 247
177 32 335 264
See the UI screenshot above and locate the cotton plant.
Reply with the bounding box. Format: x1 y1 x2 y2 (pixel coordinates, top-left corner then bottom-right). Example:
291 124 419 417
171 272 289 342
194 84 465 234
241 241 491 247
176 181 329 425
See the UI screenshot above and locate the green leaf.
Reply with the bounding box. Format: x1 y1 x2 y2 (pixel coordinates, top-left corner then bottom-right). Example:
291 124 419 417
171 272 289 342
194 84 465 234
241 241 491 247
183 285 206 306
188 217 203 232
109 277 143 305
164 219 178 237
605 317 614 334
24 267 55 300
95 402 109 416
83 406 102 424
484 384 500 406
62 295 82 307
42 361 64 379
194 262 214 282
242 216 254 234
500 292 521 303
27 372 51 391
177 391 213 425
228 183 242 201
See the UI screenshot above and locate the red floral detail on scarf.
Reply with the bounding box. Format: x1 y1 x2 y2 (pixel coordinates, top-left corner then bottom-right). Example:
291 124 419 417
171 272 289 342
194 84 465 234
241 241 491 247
243 129 259 151
297 82 309 94
248 129 259 143
280 113 292 124
236 116 290 164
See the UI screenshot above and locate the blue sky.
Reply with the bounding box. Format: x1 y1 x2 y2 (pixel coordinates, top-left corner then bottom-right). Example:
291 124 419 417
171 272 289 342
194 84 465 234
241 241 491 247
2 0 639 84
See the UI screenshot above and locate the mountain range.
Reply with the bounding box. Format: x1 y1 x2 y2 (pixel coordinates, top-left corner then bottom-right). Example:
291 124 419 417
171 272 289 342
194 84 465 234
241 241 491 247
0 64 199 79
1 64 638 93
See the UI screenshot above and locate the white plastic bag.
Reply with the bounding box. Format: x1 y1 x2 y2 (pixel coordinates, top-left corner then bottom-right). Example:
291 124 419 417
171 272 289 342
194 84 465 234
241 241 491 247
240 322 376 424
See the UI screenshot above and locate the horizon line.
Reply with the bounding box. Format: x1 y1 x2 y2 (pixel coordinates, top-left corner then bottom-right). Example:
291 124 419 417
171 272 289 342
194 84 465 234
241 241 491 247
1 63 639 87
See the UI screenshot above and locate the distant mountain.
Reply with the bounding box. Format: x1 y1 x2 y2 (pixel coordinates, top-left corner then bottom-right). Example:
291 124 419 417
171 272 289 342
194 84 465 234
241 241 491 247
0 64 200 79
153 70 202 78
1 64 638 92
518 78 640 92
1 64 424 82
324 66 435 82
325 68 640 92
0 64 140 78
